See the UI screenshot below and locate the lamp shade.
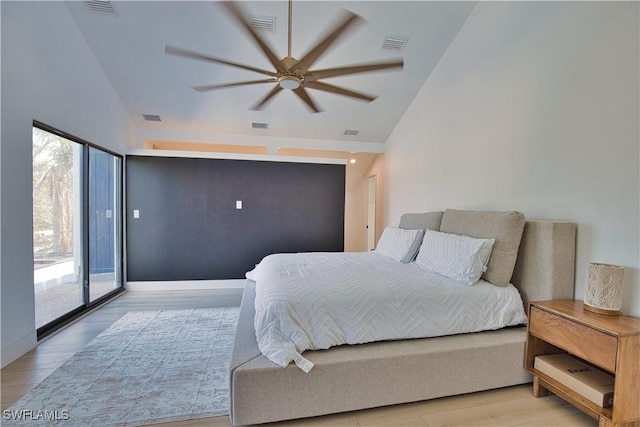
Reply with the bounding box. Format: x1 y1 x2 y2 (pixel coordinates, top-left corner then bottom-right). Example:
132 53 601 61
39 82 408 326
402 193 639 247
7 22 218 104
583 263 624 316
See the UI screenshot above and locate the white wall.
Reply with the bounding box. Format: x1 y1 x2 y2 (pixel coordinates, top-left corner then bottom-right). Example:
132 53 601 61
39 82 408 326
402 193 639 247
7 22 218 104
384 2 639 316
1 2 134 366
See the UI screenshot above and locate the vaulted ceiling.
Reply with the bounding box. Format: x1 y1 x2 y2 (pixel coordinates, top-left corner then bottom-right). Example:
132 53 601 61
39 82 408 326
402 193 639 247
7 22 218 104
65 1 477 152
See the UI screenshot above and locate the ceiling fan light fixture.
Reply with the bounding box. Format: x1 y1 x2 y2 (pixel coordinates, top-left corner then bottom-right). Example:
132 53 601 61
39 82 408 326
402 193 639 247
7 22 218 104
278 75 301 90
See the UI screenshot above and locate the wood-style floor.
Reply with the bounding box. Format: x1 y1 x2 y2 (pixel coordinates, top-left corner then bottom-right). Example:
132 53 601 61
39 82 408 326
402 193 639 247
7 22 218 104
1 289 597 427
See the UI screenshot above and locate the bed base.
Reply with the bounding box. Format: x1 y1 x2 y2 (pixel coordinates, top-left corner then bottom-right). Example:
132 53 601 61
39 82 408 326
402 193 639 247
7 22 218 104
229 220 576 425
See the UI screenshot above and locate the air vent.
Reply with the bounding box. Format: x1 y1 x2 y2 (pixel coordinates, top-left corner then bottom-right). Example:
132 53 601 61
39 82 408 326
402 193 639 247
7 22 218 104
382 36 408 52
84 0 116 15
343 129 359 136
252 122 269 130
250 15 276 33
142 114 162 122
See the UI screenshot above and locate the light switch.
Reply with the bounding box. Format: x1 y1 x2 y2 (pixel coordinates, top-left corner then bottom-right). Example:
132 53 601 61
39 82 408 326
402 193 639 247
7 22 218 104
133 210 140 218
236 200 243 210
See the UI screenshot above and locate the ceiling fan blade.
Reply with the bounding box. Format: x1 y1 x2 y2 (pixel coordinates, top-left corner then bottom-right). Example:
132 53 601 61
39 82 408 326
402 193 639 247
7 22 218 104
252 85 283 110
305 59 403 81
218 1 286 73
291 9 364 75
293 87 322 113
193 79 276 92
304 81 376 102
165 45 277 77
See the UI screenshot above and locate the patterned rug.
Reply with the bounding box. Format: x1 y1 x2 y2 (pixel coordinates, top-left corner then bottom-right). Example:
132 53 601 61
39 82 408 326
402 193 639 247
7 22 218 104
4 307 239 426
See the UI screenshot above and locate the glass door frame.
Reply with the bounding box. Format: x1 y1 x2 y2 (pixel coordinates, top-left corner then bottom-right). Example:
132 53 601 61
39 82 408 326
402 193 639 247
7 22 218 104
88 146 123 303
34 120 125 339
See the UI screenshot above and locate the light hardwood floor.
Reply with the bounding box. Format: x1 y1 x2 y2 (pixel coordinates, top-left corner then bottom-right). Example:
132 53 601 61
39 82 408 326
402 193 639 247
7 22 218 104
1 289 598 427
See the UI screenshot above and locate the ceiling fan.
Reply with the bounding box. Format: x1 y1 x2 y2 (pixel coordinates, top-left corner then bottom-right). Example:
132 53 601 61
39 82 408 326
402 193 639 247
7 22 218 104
165 0 403 113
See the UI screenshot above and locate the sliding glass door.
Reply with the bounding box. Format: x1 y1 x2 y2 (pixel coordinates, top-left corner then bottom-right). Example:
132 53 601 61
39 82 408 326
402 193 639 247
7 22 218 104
32 127 84 328
88 147 122 302
32 122 123 335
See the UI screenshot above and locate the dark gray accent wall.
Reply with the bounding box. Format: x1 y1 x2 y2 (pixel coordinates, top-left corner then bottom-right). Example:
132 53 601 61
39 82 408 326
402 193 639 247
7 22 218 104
126 156 345 281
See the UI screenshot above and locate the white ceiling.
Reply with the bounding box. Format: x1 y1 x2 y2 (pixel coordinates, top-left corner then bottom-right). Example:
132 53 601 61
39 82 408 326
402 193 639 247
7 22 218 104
65 1 477 150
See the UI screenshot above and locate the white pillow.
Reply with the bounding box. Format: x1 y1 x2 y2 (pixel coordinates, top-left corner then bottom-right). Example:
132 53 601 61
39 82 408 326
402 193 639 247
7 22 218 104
375 227 425 263
415 229 494 286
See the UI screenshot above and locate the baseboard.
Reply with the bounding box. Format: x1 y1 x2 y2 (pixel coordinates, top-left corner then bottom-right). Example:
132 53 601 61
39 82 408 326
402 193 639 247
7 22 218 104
1 331 37 368
125 279 246 291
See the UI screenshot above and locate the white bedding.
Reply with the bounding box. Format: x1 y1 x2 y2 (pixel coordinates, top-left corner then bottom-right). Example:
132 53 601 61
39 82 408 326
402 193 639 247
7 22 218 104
247 251 528 372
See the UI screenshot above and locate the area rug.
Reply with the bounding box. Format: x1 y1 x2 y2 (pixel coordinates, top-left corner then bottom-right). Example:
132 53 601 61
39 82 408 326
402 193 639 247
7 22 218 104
4 307 239 426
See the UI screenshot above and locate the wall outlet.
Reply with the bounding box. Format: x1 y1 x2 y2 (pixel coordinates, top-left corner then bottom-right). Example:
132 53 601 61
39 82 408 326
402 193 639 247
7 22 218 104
133 210 140 218
236 201 242 210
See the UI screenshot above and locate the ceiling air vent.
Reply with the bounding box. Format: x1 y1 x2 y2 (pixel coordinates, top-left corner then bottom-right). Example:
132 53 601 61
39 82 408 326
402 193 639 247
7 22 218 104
382 36 408 52
343 129 359 136
84 0 117 15
250 15 276 33
142 114 162 122
252 122 269 130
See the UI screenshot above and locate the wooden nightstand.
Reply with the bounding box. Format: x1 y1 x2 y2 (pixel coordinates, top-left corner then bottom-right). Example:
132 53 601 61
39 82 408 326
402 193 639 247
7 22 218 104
525 300 640 427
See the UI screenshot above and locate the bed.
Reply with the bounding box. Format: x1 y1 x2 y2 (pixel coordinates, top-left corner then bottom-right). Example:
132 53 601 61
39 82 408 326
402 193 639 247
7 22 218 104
229 210 576 425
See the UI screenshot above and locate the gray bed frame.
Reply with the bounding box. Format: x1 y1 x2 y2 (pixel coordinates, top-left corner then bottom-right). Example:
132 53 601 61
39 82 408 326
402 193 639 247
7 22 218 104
229 219 577 425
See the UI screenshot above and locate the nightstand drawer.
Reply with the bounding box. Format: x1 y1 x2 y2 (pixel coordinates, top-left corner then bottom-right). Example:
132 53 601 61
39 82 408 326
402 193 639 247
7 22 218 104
529 307 617 372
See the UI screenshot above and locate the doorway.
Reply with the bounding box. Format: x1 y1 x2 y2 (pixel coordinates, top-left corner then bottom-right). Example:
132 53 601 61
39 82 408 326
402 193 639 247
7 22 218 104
366 175 376 251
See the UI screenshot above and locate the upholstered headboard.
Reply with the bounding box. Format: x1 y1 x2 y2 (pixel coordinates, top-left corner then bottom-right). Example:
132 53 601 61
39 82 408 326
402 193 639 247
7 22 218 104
399 211 576 308
511 220 576 309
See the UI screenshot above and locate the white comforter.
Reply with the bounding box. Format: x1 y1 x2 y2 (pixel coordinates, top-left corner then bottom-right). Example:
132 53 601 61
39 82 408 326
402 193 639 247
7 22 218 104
247 251 527 372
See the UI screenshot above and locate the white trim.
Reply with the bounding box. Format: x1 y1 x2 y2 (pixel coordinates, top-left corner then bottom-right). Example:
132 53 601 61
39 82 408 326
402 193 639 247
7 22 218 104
1 331 37 368
126 149 348 165
125 279 246 291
